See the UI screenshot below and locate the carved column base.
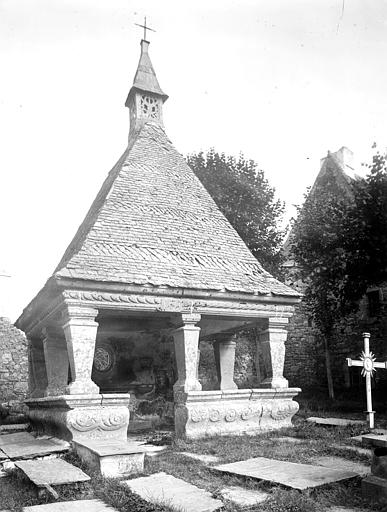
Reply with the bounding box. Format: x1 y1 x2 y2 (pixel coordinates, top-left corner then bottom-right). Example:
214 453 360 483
174 388 301 440
25 393 130 442
260 377 289 388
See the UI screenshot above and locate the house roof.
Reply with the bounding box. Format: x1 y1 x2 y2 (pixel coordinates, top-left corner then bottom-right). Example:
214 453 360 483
54 121 297 297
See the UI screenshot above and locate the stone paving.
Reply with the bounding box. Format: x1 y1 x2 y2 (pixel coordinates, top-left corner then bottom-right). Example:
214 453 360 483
178 452 220 464
15 459 90 487
220 486 269 506
312 456 370 476
23 500 118 511
123 471 223 512
307 417 365 427
214 456 359 489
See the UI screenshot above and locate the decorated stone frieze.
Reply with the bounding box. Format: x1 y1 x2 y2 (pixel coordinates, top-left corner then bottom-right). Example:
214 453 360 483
25 394 130 442
174 389 300 439
61 290 294 318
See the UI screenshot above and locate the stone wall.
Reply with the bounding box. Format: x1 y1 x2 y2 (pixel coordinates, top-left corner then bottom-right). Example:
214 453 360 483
283 286 387 392
284 302 320 389
0 317 28 412
199 332 258 390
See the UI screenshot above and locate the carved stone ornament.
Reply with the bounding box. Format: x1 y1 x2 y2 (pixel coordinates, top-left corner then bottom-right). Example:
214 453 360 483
209 408 222 422
93 346 114 373
241 406 256 421
63 290 161 306
190 409 208 423
270 401 299 421
225 409 237 422
68 409 127 433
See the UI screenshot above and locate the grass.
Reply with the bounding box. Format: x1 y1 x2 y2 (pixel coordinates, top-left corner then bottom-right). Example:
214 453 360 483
0 410 384 511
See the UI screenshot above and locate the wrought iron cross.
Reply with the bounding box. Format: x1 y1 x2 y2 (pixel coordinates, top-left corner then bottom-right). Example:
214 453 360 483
135 16 156 41
347 332 387 429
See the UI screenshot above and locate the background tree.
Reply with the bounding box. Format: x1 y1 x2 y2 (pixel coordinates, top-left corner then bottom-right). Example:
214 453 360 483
187 149 285 276
290 148 387 399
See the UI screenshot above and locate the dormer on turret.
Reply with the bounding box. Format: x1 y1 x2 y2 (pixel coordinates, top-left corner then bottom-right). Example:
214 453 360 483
125 39 168 138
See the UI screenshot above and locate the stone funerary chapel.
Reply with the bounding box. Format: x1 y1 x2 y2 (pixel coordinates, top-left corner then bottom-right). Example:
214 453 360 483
16 37 301 441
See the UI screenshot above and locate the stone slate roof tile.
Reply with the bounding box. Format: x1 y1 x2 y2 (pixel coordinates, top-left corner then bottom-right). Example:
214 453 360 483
54 122 297 297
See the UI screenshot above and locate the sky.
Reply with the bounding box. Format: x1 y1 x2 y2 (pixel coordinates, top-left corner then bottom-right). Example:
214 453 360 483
1 0 387 321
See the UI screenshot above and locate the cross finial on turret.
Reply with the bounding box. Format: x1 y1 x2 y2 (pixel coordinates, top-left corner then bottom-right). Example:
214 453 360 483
135 16 156 42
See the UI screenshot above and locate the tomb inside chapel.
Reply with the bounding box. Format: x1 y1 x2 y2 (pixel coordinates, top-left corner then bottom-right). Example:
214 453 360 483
15 35 301 441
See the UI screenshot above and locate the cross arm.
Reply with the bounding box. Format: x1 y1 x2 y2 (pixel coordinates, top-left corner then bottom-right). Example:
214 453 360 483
374 361 387 369
346 358 363 367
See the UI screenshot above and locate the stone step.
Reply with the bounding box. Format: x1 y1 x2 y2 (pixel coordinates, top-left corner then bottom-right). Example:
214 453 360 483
122 472 223 512
23 499 118 511
73 439 146 477
214 456 359 490
361 432 387 448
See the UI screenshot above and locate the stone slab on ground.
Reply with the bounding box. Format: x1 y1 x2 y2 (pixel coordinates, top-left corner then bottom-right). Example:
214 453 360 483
73 439 145 477
312 456 370 476
123 471 223 512
307 417 365 427
220 486 269 506
15 459 90 487
362 433 387 448
0 432 35 446
274 437 304 444
214 457 359 490
142 445 169 458
332 444 372 457
362 474 387 504
2 439 68 460
0 423 29 433
178 452 220 464
326 508 367 512
23 499 117 511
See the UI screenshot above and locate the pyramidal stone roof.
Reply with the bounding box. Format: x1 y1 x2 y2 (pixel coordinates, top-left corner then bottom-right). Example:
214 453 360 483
51 40 298 299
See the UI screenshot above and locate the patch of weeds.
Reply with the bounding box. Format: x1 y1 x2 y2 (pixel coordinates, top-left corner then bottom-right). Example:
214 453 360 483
256 488 317 512
145 431 173 446
310 478 385 511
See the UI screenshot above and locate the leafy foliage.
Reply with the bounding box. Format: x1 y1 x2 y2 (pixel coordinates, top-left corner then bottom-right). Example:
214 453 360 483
290 149 387 396
187 149 285 276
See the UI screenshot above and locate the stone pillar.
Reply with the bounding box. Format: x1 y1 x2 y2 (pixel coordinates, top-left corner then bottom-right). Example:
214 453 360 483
213 333 238 390
173 312 202 393
258 318 289 388
42 326 69 396
61 305 100 395
28 337 48 398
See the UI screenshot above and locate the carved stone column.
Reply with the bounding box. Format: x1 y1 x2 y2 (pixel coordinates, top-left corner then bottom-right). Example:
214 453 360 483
42 326 69 396
213 333 238 390
61 305 100 395
28 337 48 398
258 318 289 388
173 313 202 393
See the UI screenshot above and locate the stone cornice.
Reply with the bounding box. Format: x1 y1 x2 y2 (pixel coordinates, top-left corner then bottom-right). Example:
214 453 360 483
17 281 299 336
62 290 295 319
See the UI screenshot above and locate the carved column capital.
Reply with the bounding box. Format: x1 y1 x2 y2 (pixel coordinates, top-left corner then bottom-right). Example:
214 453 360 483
61 305 99 327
